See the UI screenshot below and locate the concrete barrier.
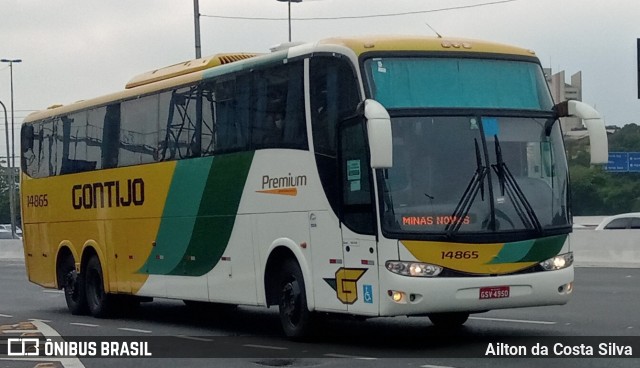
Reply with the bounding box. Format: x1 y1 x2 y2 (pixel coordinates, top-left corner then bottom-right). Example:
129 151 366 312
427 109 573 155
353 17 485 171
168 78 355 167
2 232 638 267
0 239 24 260
570 230 640 268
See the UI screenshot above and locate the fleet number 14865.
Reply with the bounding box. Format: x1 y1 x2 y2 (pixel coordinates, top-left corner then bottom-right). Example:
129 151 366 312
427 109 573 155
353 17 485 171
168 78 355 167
26 194 48 207
441 251 479 259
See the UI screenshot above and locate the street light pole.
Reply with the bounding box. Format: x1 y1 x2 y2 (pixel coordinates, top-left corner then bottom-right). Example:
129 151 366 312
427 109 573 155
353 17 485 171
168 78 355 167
1 59 21 172
277 0 302 43
0 59 20 239
0 100 16 239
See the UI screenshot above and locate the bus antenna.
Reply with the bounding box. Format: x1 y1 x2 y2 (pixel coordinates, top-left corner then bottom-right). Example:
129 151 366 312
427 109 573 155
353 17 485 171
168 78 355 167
425 22 443 38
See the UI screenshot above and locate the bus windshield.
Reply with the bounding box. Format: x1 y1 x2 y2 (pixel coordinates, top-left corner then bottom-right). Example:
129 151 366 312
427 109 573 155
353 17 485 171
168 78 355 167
365 57 553 110
363 57 569 239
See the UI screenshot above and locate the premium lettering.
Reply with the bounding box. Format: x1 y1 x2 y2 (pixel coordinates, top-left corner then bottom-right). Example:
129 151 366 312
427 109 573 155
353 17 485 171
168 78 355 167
72 178 144 209
262 173 307 190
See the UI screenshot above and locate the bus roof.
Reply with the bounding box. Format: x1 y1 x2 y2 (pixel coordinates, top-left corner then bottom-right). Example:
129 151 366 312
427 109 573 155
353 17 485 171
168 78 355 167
317 35 536 57
24 35 536 123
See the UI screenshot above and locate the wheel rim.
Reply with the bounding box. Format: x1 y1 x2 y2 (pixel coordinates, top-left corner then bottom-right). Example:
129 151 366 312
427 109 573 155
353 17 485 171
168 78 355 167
63 270 79 302
281 278 302 327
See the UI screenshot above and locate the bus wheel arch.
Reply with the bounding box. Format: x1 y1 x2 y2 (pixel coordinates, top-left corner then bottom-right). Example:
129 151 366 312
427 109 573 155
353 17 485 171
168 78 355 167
56 245 88 315
264 245 313 308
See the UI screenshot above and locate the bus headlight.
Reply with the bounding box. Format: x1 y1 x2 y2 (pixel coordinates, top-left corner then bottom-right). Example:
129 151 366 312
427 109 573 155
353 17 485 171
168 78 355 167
539 252 573 271
386 261 443 277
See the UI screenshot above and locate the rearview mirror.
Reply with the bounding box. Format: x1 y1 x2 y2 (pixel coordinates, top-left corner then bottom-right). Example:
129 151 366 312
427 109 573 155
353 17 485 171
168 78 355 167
554 100 608 165
364 99 393 169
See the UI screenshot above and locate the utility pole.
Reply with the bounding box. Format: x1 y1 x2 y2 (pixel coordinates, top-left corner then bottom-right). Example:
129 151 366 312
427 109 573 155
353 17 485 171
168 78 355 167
194 0 202 58
0 58 20 239
0 100 16 239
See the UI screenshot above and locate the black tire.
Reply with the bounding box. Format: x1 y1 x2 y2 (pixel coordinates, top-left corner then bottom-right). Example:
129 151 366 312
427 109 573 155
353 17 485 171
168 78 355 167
84 255 113 318
428 312 470 327
60 255 88 315
278 259 313 339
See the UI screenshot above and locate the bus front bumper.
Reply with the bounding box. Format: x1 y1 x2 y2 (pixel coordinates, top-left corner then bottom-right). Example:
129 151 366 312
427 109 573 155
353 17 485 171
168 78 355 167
378 265 574 316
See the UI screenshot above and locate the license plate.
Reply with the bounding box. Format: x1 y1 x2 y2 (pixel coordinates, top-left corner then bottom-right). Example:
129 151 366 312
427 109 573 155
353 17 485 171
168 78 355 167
479 286 510 299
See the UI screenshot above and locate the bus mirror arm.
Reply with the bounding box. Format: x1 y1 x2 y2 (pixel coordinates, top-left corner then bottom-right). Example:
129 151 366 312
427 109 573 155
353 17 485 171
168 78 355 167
364 99 393 169
552 100 609 165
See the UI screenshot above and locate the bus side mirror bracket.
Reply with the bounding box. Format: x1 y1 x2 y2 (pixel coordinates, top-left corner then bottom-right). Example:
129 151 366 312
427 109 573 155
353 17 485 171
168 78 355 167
554 100 608 165
364 99 393 169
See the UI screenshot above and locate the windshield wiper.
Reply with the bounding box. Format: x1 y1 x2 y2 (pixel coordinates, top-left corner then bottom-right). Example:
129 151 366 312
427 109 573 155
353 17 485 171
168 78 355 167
492 136 542 232
445 139 487 236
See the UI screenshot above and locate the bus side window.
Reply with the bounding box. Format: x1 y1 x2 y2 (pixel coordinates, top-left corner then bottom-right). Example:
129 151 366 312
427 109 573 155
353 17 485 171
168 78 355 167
20 124 34 174
213 78 236 152
200 82 216 155
100 104 120 169
251 61 306 150
281 61 306 148
159 88 197 160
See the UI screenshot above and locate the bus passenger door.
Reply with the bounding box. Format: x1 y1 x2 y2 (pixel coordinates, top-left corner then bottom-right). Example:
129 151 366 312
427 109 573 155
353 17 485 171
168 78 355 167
339 117 379 316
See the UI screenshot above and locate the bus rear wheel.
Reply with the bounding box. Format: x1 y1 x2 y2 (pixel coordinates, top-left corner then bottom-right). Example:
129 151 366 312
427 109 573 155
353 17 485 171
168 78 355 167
85 256 113 318
278 259 313 339
428 312 469 327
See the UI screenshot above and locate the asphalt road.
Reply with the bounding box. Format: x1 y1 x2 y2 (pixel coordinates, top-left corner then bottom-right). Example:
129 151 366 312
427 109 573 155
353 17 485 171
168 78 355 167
0 259 638 368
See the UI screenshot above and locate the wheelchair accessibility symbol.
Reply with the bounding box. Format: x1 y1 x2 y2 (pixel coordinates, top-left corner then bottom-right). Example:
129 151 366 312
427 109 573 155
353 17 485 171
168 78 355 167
363 284 373 304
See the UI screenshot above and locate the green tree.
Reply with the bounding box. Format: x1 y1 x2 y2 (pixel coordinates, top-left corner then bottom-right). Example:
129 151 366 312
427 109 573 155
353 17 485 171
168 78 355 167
567 124 640 215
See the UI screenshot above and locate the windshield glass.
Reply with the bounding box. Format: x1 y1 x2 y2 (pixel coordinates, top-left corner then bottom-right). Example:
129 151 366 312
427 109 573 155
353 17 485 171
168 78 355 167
365 57 553 110
381 115 569 237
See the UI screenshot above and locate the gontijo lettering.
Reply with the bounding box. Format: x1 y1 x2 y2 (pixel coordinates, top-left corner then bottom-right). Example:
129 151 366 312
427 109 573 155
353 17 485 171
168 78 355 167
72 178 144 209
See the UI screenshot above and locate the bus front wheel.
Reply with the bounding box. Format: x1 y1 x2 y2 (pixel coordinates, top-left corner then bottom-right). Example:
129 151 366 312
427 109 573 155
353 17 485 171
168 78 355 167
85 256 113 318
278 259 313 339
428 312 470 327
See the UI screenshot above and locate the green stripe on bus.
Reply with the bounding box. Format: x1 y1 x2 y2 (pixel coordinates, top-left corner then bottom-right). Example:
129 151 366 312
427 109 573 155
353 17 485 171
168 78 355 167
487 235 567 265
486 239 534 264
167 151 254 276
139 157 214 275
518 235 567 262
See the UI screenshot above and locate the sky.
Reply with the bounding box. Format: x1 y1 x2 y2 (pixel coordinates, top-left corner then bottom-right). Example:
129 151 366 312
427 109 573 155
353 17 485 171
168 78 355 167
1 0 640 161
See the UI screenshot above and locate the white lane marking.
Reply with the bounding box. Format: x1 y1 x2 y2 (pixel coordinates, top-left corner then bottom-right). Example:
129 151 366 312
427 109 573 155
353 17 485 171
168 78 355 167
70 322 99 328
175 335 213 342
29 318 52 323
469 316 556 325
118 327 152 334
421 365 457 368
243 344 288 350
324 353 377 360
43 290 64 294
28 319 86 368
0 313 13 318
1 329 39 334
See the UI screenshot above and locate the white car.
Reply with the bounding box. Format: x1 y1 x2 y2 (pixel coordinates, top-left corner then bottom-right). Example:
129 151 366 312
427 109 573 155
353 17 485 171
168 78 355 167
0 224 22 238
595 213 640 230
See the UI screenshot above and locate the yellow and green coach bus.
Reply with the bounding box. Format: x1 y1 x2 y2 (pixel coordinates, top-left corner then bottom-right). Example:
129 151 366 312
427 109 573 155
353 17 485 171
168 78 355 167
20 35 608 338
